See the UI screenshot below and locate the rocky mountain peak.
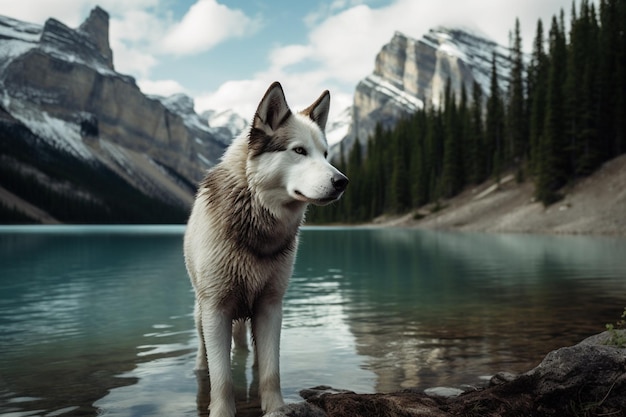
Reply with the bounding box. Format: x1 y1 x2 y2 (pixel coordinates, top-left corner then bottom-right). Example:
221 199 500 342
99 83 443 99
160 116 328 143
40 6 114 71
160 93 196 115
79 6 113 69
335 27 511 157
373 31 422 95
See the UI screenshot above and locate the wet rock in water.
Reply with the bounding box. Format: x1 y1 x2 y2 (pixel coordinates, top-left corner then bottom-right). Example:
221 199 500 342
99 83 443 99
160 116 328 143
488 371 518 386
265 402 327 417
423 387 464 398
305 389 448 417
299 386 356 400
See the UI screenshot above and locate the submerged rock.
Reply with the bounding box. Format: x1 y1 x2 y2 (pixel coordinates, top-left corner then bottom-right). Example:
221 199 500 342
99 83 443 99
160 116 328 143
265 402 327 417
423 387 464 398
303 389 448 417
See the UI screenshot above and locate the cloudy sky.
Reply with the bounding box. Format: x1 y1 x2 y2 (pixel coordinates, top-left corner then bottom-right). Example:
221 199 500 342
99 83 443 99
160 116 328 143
3 0 592 122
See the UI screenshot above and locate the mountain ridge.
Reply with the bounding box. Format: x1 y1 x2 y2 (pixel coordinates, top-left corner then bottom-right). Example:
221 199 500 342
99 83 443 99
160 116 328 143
0 8 235 223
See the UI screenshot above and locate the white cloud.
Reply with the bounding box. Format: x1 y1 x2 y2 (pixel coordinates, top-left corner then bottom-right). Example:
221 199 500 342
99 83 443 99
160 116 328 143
1 0 88 26
161 0 260 55
108 10 167 77
137 79 187 97
304 0 366 27
268 45 313 72
193 75 353 128
195 80 267 120
193 2 407 120
110 40 158 78
109 9 166 45
1 0 160 26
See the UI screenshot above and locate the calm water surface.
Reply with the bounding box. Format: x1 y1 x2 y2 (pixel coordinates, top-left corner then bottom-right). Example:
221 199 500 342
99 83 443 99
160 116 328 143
1 226 625 416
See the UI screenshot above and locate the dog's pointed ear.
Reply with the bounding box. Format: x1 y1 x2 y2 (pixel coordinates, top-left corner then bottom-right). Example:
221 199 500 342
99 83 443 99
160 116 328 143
301 90 330 131
253 82 291 135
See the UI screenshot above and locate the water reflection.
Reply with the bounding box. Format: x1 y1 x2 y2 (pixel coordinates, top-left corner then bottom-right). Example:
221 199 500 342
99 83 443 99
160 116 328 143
193 347 262 417
296 228 626 392
0 227 194 416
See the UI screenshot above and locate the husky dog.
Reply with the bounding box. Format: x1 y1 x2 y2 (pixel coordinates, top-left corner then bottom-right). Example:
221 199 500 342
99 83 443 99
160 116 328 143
184 82 348 416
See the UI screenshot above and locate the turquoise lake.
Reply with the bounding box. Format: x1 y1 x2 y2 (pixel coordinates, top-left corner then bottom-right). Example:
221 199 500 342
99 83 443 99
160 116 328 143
1 226 625 416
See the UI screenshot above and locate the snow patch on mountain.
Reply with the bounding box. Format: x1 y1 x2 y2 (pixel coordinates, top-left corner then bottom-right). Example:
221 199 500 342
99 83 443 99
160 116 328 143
326 106 352 147
424 26 511 99
158 93 212 133
363 73 425 112
205 109 248 133
203 108 249 144
2 91 95 161
0 15 41 43
0 17 39 74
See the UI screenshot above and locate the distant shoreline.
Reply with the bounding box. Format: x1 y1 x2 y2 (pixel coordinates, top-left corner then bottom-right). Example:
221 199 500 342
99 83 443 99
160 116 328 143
369 154 626 237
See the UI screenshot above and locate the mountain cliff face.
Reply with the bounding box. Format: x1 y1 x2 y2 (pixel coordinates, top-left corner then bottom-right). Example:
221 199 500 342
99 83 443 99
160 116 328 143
0 8 231 223
338 27 511 156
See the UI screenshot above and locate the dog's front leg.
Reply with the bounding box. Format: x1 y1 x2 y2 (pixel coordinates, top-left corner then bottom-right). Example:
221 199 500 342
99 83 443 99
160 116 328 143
201 306 235 417
252 297 285 413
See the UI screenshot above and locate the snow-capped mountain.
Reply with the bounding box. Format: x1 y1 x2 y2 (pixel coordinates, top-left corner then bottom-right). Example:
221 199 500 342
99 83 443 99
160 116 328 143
202 108 249 145
0 7 241 223
336 27 511 156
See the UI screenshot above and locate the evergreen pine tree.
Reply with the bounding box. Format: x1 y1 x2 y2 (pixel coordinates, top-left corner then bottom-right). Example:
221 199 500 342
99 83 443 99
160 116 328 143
507 18 527 179
346 138 364 221
409 110 429 207
469 82 486 184
598 0 626 158
528 19 549 178
567 0 602 175
458 85 470 187
536 16 568 205
486 52 505 182
425 106 445 200
441 80 466 198
389 121 411 213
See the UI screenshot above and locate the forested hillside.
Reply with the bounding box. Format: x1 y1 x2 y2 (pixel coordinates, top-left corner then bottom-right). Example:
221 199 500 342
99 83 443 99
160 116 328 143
309 0 625 224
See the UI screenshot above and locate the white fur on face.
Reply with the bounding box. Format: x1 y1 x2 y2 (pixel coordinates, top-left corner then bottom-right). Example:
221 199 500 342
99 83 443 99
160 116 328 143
247 113 346 210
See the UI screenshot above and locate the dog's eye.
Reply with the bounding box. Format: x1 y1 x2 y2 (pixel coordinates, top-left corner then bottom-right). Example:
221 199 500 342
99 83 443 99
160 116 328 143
293 147 307 156
324 151 328 159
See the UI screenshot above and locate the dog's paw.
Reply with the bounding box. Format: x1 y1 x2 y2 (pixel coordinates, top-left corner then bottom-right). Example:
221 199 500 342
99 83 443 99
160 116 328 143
261 392 285 414
208 399 236 417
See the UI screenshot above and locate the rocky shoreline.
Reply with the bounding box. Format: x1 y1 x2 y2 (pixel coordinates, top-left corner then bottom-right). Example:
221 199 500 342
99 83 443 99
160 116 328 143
269 330 626 417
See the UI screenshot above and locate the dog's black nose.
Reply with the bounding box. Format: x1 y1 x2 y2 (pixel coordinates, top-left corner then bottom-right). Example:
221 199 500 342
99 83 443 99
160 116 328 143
331 174 349 192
